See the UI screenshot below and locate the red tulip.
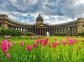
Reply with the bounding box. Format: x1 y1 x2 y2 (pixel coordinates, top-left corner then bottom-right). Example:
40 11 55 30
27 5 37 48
52 41 59 48
54 37 57 41
82 40 84 42
35 39 41 44
26 45 33 51
56 41 60 45
78 46 81 49
2 44 9 53
42 39 49 47
33 43 38 48
30 36 33 39
52 43 57 48
48 43 51 47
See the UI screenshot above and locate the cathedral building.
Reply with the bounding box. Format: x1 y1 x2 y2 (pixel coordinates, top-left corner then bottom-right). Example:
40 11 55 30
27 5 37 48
0 14 84 36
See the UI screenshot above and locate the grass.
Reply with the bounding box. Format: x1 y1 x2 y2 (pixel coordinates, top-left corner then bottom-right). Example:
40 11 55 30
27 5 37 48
0 36 84 62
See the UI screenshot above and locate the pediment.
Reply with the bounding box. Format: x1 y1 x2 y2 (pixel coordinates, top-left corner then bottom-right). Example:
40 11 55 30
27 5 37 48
35 23 48 27
37 24 45 26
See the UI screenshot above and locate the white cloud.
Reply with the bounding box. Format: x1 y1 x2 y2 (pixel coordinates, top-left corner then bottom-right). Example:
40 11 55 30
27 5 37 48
0 0 84 25
43 15 73 25
74 0 84 6
10 0 17 3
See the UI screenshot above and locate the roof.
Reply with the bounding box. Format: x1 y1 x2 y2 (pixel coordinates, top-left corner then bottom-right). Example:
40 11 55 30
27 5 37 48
0 14 84 27
36 14 44 22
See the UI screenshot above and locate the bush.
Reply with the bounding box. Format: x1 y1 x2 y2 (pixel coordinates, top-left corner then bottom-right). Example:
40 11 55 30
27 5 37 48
54 32 66 36
78 32 84 36
0 29 22 36
26 32 35 36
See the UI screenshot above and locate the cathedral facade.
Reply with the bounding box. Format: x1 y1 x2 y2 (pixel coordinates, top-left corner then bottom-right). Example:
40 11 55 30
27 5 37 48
0 14 84 36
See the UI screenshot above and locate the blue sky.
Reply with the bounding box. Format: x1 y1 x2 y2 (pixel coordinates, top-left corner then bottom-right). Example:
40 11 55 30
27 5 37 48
0 0 84 25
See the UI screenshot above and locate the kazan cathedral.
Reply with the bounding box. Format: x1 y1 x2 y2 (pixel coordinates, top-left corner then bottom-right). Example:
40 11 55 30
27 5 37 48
0 14 84 36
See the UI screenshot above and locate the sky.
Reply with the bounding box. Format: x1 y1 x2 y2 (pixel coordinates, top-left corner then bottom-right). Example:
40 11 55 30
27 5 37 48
0 0 84 25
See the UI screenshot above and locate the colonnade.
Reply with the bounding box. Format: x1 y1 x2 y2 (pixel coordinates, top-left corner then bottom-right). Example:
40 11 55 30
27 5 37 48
34 28 48 35
9 26 32 32
9 26 48 35
9 26 78 36
51 26 77 35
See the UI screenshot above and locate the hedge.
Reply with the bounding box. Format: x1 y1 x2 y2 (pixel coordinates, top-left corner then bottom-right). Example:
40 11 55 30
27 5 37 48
0 29 22 36
26 32 35 36
54 32 66 36
78 32 84 36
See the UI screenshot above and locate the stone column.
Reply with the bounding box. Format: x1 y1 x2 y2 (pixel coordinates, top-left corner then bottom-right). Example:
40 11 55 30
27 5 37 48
53 28 54 35
27 28 28 32
39 28 41 35
54 28 56 34
37 28 38 35
19 28 21 31
68 27 70 35
77 23 83 34
11 27 13 30
29 28 30 32
70 27 72 35
74 27 77 35
71 27 73 36
18 27 19 30
64 28 66 35
56 29 57 33
42 28 43 35
36 28 37 35
1 23 9 29
34 28 35 35
36 28 38 35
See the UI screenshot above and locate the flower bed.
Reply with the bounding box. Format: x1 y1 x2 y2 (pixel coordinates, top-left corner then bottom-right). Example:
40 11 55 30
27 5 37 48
0 36 84 62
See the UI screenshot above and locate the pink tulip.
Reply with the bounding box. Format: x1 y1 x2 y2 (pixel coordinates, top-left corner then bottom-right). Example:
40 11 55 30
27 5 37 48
1 40 10 53
6 53 11 59
56 41 60 45
1 40 13 53
20 42 25 46
62 41 67 45
68 39 75 45
8 42 13 48
66 36 70 39
12 42 16 45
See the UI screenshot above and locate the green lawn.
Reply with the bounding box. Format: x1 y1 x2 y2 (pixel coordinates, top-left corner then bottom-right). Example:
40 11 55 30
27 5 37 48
0 36 84 62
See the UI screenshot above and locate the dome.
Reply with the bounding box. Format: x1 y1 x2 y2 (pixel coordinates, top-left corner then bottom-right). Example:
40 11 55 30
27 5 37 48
36 14 44 22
